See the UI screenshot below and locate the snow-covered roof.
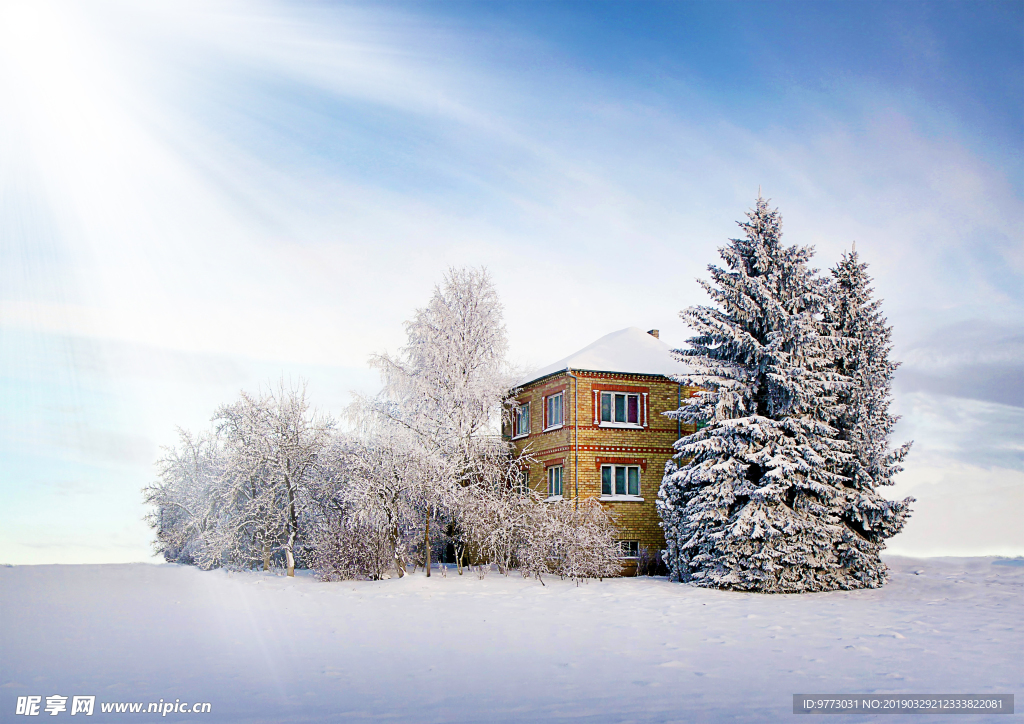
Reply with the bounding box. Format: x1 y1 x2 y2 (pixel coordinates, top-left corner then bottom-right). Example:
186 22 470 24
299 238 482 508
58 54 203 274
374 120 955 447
517 327 689 388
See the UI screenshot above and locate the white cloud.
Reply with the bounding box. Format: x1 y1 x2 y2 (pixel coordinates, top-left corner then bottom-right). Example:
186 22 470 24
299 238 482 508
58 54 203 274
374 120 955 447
887 462 1024 557
893 391 1024 471
885 390 1024 556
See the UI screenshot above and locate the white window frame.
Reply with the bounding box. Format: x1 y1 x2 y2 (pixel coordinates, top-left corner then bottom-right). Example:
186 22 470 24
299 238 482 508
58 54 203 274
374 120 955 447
599 464 643 500
511 402 530 440
517 468 530 495
546 465 563 500
544 391 564 431
597 391 645 428
617 540 640 558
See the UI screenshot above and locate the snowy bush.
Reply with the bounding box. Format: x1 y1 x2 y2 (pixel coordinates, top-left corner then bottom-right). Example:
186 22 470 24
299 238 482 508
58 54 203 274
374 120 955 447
634 547 668 577
518 498 622 583
658 197 913 593
334 417 432 578
457 480 535 575
305 513 395 581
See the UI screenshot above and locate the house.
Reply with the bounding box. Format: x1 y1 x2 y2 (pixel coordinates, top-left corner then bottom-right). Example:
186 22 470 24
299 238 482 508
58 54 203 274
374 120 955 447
505 327 698 562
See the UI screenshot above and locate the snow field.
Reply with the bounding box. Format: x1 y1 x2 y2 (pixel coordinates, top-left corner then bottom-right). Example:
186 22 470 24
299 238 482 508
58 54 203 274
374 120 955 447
2 556 1021 723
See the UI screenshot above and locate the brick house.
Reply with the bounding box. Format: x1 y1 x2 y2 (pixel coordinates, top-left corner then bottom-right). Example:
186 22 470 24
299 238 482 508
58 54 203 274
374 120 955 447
504 327 698 561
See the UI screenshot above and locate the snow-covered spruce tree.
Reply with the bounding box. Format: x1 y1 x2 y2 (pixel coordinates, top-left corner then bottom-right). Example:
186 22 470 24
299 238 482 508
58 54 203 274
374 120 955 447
824 249 914 585
658 196 858 593
365 267 517 577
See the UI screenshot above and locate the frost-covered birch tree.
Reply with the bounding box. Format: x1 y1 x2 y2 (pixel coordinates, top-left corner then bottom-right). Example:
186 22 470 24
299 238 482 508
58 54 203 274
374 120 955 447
363 267 518 576
825 249 914 585
658 196 858 593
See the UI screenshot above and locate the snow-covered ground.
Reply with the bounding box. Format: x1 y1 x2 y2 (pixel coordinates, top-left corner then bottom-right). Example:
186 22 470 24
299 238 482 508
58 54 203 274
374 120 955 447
2 557 1020 723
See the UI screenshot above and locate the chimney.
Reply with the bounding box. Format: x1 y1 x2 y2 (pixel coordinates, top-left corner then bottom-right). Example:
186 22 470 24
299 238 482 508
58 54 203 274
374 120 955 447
647 329 659 339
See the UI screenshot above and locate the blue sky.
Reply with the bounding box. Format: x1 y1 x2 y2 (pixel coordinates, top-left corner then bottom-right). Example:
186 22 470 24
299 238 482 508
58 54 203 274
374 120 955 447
1 0 1021 563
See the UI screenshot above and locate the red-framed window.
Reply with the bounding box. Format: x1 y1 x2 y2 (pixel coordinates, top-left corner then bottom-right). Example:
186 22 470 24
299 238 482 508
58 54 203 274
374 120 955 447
512 402 530 438
591 385 649 428
543 391 564 430
601 464 641 496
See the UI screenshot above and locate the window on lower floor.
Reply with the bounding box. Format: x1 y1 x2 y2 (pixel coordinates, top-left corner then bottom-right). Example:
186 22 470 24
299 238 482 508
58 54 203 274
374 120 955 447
618 540 640 558
517 468 529 494
547 465 563 498
602 465 640 496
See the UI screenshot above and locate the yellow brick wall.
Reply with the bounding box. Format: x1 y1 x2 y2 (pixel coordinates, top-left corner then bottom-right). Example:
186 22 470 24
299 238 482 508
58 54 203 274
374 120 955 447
507 371 699 555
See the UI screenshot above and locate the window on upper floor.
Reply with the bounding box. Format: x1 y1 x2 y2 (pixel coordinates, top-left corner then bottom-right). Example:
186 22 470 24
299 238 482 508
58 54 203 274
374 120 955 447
547 465 563 498
601 464 640 497
512 402 530 439
599 391 641 426
544 392 564 430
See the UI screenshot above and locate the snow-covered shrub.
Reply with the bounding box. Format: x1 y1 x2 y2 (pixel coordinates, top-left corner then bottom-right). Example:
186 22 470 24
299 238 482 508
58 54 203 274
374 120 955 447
634 547 668 577
518 498 621 583
336 419 428 578
659 197 910 593
443 464 620 583
456 470 536 575
305 514 395 581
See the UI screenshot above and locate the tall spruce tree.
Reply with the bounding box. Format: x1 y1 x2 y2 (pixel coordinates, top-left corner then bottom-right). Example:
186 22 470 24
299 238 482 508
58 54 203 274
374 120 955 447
658 197 860 593
825 249 914 586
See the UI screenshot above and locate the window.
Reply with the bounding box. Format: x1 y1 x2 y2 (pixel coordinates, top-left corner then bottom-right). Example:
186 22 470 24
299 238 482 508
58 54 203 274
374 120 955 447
601 465 640 496
512 402 530 439
618 540 640 558
547 465 563 498
545 392 564 430
599 391 641 426
517 469 530 494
